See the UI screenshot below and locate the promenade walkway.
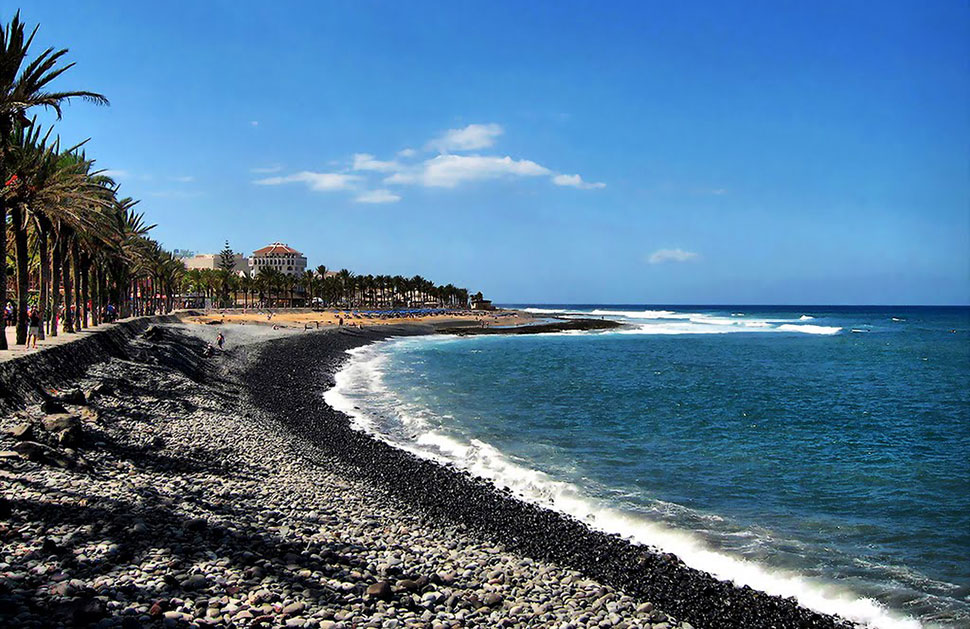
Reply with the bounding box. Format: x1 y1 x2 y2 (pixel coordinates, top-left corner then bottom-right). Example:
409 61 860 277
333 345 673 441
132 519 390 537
1 319 141 363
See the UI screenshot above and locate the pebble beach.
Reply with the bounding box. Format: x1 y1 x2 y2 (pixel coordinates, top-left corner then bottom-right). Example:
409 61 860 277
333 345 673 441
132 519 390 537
0 318 854 628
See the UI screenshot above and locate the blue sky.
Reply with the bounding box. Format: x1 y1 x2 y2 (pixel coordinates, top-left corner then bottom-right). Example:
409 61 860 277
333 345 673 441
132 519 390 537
13 1 970 304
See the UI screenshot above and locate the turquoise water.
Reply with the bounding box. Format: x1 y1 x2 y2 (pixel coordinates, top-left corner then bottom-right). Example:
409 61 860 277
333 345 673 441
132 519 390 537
326 306 970 628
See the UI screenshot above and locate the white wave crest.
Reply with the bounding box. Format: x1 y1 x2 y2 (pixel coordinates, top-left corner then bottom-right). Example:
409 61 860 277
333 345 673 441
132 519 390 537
776 324 842 335
520 307 843 337
590 309 691 319
522 307 576 314
325 341 916 629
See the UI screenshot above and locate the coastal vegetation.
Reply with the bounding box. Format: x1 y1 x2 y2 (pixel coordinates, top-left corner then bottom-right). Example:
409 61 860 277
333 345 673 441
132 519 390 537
1 10 183 349
183 263 470 311
2 10 473 350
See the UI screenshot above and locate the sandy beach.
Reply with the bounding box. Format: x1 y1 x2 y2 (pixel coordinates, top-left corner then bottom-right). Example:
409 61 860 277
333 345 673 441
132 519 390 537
0 317 853 628
182 308 538 330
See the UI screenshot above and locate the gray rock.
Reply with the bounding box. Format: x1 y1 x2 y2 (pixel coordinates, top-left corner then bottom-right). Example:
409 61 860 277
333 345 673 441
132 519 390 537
180 574 208 590
8 423 34 440
57 424 82 447
248 589 276 604
85 382 113 401
42 413 79 432
366 581 393 601
397 579 422 592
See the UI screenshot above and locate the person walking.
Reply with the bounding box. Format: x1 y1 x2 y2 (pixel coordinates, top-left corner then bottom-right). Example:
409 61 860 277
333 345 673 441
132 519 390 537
216 332 225 349
26 308 41 349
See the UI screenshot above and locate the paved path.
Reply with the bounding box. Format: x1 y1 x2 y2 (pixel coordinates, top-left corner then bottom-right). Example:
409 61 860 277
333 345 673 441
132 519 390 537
1 320 128 363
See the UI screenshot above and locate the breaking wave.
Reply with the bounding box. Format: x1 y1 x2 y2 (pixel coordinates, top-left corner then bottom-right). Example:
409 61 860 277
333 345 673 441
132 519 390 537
325 340 917 629
524 307 842 336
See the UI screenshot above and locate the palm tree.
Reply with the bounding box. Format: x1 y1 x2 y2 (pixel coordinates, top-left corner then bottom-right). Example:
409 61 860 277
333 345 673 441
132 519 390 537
301 270 315 306
238 271 253 308
337 269 352 307
282 273 296 307
4 121 111 343
256 266 275 307
0 10 108 349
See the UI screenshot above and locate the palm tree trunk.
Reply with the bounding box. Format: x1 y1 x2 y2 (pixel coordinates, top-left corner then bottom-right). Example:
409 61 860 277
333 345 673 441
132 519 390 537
11 205 29 345
61 239 74 333
80 259 91 326
0 199 7 351
72 241 85 328
90 264 100 326
50 236 62 337
37 226 49 340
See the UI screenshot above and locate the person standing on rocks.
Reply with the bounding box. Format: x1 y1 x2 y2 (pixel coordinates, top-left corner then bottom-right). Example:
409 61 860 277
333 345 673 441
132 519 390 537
217 332 225 349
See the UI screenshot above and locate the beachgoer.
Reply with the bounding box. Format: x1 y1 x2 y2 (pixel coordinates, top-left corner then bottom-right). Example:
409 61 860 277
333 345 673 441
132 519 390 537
217 332 225 349
27 308 41 349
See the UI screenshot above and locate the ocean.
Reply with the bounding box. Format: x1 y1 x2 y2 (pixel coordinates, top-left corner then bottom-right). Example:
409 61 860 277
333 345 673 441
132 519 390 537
324 305 970 628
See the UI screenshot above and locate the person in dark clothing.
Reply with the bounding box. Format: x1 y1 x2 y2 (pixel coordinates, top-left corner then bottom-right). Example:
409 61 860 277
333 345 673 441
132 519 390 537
217 332 225 349
26 308 41 349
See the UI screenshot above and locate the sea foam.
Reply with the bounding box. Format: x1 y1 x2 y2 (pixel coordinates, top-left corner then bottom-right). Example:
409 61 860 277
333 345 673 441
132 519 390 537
523 308 842 336
326 339 916 629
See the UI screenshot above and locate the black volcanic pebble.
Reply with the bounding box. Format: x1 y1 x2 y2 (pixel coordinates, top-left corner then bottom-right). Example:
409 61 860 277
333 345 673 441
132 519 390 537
244 326 857 629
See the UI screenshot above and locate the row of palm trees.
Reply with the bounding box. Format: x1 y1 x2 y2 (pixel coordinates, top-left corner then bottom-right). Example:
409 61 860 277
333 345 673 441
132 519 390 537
184 265 470 310
1 11 185 350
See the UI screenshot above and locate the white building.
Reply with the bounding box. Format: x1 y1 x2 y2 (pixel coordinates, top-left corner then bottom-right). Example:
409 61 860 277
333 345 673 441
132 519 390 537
184 253 250 275
250 242 308 277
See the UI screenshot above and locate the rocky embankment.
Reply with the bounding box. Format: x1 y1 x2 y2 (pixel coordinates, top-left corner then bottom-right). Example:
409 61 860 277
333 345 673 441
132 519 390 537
439 318 622 336
1 322 695 628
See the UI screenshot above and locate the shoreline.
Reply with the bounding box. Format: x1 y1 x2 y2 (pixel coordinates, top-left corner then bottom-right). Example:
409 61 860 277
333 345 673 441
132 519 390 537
0 320 855 627
245 325 854 629
0 321 689 628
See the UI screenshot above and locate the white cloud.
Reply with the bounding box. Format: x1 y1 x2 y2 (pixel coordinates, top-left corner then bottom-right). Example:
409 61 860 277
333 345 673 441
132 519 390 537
355 189 401 204
250 120 259 127
428 123 503 152
250 165 283 174
253 171 361 191
171 175 194 183
352 153 401 172
100 169 154 181
397 147 417 158
648 248 700 264
386 154 550 188
711 188 727 195
552 173 606 190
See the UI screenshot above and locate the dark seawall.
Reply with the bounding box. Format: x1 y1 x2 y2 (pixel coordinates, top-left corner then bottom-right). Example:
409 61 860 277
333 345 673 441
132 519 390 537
0 316 182 414
244 327 855 629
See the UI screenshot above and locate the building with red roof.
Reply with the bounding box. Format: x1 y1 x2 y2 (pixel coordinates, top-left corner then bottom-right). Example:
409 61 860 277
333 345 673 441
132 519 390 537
250 242 308 277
